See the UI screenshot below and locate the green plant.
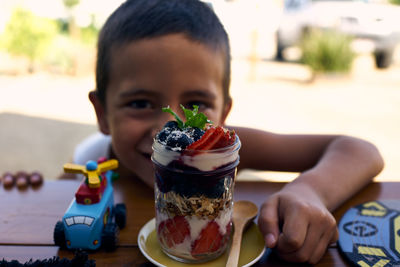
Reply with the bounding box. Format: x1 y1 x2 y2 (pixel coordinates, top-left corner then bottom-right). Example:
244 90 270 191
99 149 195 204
80 23 99 46
0 8 57 72
389 0 400 5
63 0 80 8
300 29 355 74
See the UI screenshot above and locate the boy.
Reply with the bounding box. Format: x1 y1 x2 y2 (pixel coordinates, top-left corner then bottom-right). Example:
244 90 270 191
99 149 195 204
74 0 384 263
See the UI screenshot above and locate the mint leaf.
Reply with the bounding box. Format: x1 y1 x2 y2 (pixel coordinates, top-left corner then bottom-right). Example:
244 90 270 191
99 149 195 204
162 106 184 129
162 105 211 129
182 104 198 122
181 105 212 129
187 113 210 129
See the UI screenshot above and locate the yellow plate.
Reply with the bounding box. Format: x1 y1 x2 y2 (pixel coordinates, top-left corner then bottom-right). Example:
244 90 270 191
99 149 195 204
138 218 266 267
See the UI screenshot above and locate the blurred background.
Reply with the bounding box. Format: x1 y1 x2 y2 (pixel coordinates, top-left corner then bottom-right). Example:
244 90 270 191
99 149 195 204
0 0 399 182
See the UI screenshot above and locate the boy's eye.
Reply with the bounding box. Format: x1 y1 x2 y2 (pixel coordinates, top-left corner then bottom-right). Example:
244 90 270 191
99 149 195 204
128 100 153 109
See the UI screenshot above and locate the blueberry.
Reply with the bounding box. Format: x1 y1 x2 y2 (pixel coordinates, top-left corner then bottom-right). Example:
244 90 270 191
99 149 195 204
192 127 205 141
166 131 193 149
172 182 199 198
183 127 204 142
155 173 172 193
157 121 180 143
206 188 223 198
164 121 179 130
205 178 226 198
157 129 169 143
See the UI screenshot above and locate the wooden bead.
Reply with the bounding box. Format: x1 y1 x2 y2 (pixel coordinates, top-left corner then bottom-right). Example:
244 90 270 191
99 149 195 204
15 171 29 189
2 172 15 188
29 171 43 186
16 176 29 189
15 171 28 179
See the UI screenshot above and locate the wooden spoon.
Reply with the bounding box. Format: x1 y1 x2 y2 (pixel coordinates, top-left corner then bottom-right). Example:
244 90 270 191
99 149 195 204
226 200 259 267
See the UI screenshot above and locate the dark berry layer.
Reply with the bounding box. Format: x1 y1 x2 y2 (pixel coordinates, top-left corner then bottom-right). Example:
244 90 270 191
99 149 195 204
154 160 237 198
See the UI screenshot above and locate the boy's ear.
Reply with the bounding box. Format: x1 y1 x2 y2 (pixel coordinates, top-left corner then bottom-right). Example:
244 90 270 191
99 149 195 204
89 91 110 135
221 98 232 124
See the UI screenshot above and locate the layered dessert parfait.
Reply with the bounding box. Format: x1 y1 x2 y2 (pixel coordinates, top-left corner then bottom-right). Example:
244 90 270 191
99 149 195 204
151 105 241 263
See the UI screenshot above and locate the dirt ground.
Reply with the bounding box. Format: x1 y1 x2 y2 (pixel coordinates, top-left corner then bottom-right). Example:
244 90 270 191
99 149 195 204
0 53 399 182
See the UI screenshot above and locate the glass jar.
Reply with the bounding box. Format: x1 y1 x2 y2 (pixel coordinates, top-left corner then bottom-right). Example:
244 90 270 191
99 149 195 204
152 136 241 263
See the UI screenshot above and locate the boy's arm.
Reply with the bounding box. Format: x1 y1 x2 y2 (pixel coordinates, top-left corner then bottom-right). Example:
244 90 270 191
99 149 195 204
231 126 384 263
233 126 384 210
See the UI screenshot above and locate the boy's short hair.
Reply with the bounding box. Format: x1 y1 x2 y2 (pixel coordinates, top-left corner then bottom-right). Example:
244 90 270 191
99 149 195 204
96 0 231 105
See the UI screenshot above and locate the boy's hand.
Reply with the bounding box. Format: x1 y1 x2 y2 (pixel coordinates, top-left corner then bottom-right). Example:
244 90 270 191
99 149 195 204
258 182 339 264
1 171 43 189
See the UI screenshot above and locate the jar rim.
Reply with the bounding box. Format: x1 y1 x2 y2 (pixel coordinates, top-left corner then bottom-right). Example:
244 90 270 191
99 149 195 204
152 135 241 154
152 156 240 175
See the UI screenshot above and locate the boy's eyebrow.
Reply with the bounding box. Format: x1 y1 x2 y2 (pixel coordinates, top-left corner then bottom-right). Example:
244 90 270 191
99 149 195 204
118 89 217 99
181 89 216 99
117 89 159 98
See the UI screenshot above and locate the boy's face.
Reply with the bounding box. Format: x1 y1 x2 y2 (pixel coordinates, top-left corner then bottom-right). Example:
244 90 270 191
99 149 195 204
90 33 231 181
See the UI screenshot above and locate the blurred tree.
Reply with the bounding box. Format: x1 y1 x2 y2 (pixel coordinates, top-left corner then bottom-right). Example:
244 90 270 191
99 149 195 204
64 0 80 7
389 0 400 5
80 15 100 45
62 0 81 74
0 8 57 73
63 0 80 38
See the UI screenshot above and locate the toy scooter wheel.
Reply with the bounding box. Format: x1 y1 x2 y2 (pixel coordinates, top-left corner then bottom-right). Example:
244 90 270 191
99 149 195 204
102 222 118 251
115 203 126 229
54 221 66 248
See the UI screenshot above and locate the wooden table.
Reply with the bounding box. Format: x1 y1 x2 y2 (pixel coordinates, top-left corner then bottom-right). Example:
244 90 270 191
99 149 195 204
0 177 398 266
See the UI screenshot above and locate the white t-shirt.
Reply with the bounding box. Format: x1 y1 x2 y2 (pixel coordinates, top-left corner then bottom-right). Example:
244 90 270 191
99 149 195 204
73 132 112 165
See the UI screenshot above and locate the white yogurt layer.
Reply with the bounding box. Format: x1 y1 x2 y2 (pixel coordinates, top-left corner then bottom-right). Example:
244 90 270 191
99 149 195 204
187 209 232 242
186 216 209 241
168 237 194 259
214 208 233 235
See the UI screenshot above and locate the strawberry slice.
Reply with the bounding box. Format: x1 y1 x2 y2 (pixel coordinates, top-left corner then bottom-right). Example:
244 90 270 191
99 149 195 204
187 126 235 151
214 129 235 149
186 127 218 150
158 216 190 248
191 221 223 257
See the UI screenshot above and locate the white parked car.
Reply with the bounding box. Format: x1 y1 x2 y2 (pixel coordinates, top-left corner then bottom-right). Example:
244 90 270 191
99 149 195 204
276 0 400 68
